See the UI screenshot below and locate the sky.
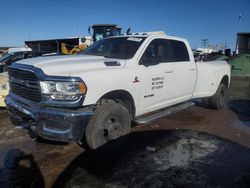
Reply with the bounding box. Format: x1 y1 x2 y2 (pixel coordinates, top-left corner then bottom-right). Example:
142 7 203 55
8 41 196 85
0 0 250 50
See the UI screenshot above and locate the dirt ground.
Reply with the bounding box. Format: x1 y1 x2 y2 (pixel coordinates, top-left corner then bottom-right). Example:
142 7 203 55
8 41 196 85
0 77 249 188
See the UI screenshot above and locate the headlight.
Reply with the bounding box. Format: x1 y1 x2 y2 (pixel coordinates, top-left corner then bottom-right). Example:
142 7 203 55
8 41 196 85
40 81 87 101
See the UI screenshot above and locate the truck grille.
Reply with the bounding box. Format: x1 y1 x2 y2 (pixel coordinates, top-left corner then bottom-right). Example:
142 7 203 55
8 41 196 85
8 68 42 102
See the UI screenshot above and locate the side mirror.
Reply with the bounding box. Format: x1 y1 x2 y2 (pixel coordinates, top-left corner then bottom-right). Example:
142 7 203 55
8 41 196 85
151 60 160 66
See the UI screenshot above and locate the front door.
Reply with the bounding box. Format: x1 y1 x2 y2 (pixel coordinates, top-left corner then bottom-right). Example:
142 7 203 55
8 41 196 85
138 39 175 114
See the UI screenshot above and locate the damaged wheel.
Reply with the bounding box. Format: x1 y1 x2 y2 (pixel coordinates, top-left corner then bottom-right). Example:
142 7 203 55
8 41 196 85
85 100 131 152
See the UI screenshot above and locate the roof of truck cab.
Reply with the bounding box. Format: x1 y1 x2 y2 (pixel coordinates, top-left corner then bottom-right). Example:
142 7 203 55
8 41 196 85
108 33 188 43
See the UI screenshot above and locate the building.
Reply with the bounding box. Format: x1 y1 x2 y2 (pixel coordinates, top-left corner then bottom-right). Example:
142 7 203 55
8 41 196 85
236 32 250 54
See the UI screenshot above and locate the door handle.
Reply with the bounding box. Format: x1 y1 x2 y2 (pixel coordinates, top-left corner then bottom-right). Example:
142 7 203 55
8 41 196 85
165 70 173 73
189 68 196 71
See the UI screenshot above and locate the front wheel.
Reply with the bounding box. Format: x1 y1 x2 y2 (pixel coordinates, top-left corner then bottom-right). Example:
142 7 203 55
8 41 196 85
209 83 228 109
85 100 131 152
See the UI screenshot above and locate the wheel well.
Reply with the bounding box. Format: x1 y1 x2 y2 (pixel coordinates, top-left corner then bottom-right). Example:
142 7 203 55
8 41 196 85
99 90 136 120
220 75 229 87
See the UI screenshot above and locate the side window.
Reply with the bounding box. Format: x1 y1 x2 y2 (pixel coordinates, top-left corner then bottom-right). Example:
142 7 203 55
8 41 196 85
140 39 167 66
140 39 190 66
170 40 190 62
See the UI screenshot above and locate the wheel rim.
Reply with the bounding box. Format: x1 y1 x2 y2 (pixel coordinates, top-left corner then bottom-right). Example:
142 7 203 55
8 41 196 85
103 117 124 140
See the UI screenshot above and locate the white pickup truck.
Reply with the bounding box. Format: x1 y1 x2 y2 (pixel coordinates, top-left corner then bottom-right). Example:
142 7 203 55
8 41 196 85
6 32 230 150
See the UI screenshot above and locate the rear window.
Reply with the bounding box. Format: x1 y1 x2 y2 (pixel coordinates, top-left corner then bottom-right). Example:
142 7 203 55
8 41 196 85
170 40 190 62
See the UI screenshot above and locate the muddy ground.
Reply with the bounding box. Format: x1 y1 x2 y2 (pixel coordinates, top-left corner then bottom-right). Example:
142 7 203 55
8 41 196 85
0 77 249 188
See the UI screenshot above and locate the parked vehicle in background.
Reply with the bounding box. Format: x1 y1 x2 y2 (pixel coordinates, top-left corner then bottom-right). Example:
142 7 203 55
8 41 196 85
6 32 230 151
7 46 31 54
0 51 47 73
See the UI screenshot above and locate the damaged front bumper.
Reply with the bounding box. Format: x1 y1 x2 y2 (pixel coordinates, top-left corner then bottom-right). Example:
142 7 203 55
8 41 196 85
5 95 93 143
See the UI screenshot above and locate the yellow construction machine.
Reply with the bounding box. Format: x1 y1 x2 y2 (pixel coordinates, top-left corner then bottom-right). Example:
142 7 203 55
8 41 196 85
61 24 122 55
61 42 88 55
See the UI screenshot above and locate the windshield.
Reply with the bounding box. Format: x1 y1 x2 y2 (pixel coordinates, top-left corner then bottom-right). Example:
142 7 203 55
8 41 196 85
82 37 146 59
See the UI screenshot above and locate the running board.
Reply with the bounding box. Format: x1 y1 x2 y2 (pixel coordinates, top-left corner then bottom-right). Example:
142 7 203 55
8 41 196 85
135 102 194 124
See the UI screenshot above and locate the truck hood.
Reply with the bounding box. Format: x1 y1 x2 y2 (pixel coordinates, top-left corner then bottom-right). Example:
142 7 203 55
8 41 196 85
16 55 126 76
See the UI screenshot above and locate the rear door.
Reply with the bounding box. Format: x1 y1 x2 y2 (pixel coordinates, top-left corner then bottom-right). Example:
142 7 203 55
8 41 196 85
170 40 196 101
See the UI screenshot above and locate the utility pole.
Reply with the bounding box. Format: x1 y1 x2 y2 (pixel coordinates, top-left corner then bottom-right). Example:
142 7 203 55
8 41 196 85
237 13 242 33
201 39 209 53
235 13 242 54
224 41 228 53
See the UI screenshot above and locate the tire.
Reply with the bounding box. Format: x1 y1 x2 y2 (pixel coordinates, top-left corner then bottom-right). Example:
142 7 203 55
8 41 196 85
209 83 228 109
85 100 131 152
